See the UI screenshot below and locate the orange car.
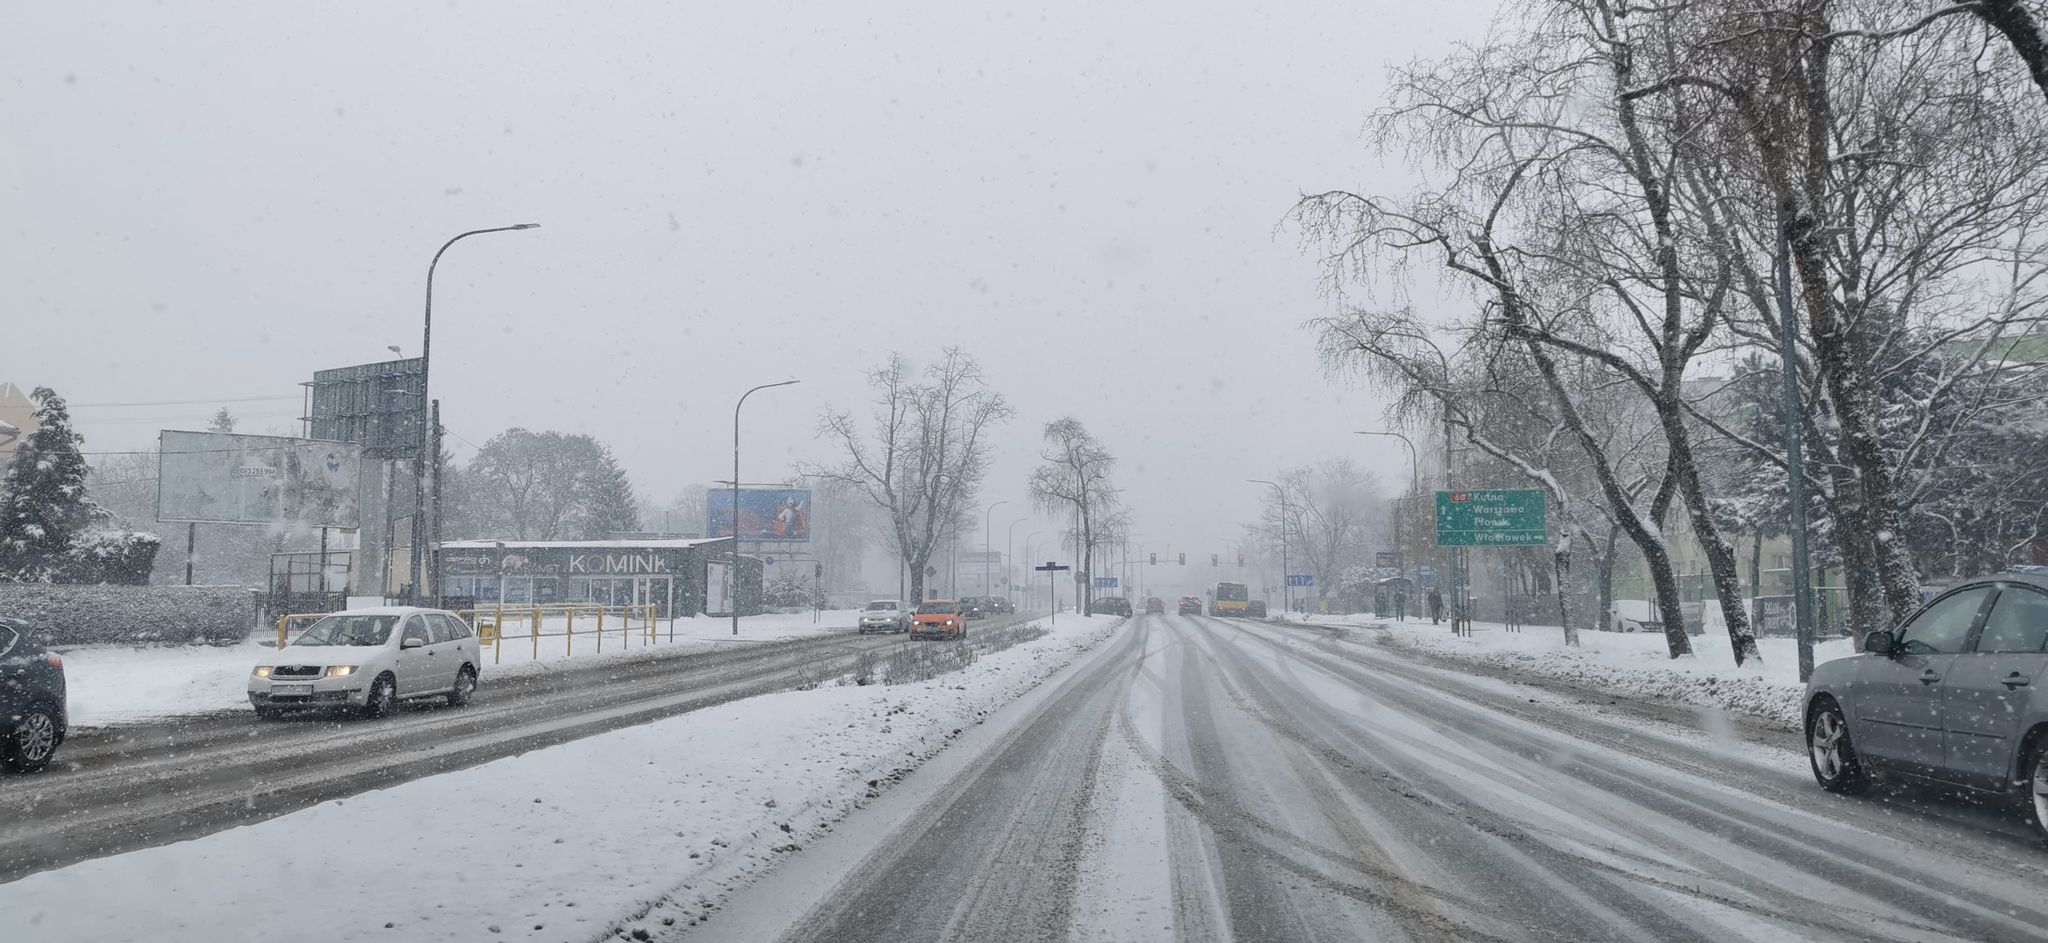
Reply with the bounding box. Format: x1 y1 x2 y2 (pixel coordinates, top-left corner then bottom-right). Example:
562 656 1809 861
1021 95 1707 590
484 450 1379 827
910 599 966 640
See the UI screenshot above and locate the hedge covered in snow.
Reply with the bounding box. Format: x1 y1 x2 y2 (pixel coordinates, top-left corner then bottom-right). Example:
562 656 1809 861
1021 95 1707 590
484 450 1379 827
0 583 257 645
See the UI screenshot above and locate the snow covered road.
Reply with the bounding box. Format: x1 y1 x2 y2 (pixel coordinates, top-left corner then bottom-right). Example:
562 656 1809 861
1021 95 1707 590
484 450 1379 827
0 616 1034 882
699 615 2048 943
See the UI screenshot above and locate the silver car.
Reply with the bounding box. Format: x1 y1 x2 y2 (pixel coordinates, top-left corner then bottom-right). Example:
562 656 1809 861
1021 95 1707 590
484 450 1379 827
857 599 911 634
1804 574 2048 838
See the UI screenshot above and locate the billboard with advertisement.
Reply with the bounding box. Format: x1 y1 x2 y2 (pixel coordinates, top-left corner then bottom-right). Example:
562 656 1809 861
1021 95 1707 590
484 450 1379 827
706 488 812 541
156 430 362 526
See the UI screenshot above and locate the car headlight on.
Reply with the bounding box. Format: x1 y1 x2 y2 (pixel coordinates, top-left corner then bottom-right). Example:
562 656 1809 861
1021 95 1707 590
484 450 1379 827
252 666 272 678
326 665 357 678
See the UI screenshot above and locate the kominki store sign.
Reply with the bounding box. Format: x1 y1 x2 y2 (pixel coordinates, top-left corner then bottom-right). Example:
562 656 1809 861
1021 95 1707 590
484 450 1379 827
569 553 669 575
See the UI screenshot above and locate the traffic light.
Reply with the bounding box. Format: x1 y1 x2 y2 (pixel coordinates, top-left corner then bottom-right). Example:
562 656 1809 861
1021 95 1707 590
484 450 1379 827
1149 552 1157 565
1211 553 1218 566
1178 552 1186 565
1236 552 1245 567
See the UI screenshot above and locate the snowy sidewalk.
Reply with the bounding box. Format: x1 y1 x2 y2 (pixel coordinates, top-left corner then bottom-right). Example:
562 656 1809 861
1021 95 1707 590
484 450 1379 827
56 609 867 727
2 614 1126 943
1288 613 1855 729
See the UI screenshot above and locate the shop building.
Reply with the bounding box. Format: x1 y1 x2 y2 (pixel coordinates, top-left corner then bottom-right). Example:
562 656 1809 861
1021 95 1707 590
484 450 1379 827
434 538 763 617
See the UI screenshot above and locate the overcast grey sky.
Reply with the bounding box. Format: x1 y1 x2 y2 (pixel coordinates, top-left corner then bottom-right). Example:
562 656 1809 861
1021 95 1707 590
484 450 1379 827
4 1 1495 562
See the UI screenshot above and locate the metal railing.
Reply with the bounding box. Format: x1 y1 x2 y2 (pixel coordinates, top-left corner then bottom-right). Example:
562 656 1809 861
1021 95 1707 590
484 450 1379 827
455 604 663 664
274 604 664 664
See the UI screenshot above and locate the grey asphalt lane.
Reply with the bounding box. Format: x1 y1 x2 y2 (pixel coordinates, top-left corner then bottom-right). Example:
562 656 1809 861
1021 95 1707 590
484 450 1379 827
689 614 2048 943
0 615 1039 884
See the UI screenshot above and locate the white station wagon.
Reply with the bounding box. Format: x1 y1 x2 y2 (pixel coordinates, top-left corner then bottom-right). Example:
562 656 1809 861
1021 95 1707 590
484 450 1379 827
250 607 481 718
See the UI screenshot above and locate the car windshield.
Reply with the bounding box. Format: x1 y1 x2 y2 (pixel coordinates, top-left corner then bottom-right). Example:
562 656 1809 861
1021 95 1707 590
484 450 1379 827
864 601 900 611
291 615 398 647
916 603 957 614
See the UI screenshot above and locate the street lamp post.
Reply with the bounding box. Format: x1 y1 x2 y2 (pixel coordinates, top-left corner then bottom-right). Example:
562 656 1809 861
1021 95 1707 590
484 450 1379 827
1356 431 1420 578
414 222 538 603
1004 516 1029 603
1249 479 1288 614
1022 531 1044 611
982 500 1009 597
731 380 801 636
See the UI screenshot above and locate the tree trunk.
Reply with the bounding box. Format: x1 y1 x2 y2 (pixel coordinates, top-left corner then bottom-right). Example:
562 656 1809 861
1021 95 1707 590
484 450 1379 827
1749 531 1762 620
1659 403 1762 664
1555 546 1577 646
1596 525 1618 638
1977 0 2048 106
1827 475 1886 644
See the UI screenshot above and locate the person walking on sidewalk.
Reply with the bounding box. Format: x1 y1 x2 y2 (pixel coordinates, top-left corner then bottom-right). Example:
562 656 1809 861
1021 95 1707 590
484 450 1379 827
1427 588 1444 624
1394 589 1407 622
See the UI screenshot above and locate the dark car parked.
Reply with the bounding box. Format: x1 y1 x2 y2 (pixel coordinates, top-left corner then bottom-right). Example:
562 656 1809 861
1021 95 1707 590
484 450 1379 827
1804 573 2048 838
1 617 67 773
1089 596 1132 617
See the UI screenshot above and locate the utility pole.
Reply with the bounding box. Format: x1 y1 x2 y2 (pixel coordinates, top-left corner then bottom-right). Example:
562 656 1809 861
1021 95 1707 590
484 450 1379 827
1778 203 1817 681
1249 480 1288 615
429 398 443 605
731 380 801 635
415 222 538 603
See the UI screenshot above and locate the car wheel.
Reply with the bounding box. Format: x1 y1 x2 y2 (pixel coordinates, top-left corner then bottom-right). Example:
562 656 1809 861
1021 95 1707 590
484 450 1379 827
3 703 60 773
2025 738 2048 841
363 673 398 718
1807 699 1869 794
447 666 477 707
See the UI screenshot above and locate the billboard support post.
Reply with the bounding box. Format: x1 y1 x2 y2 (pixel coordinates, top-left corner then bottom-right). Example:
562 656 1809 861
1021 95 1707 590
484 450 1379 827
184 523 195 586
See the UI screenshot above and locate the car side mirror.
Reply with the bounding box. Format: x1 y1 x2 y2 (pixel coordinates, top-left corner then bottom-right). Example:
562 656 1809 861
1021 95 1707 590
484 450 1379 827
1863 630 1897 656
402 637 426 650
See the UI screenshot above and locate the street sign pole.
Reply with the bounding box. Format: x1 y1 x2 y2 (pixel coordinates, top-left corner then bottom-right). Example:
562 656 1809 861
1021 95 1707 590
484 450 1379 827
1035 561 1070 625
1434 487 1550 637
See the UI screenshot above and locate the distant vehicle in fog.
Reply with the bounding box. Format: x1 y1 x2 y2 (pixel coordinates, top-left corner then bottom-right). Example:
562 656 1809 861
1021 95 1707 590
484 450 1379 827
1145 597 1165 614
1178 596 1203 616
1209 581 1248 617
0 617 65 773
1247 600 1268 618
1089 597 1131 617
858 600 911 634
911 600 966 640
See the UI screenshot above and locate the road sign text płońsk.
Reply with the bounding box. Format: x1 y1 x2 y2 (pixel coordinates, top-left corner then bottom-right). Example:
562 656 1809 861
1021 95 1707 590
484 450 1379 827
1434 489 1548 547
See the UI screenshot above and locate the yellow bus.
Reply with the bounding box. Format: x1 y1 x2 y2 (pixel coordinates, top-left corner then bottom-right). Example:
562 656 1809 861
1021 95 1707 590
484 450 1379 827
1209 581 1249 616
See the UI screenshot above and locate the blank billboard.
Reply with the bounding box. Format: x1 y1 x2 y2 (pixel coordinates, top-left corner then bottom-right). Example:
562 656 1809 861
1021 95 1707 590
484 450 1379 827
157 431 362 527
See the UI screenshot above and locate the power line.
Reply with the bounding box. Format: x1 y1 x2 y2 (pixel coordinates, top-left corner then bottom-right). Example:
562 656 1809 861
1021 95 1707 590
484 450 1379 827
69 395 301 408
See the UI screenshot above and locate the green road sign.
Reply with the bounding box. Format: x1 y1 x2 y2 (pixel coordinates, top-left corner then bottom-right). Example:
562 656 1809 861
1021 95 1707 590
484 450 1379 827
1435 489 1548 547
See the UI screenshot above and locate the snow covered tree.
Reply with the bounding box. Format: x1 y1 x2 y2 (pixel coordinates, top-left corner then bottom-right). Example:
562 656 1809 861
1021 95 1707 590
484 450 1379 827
805 349 1011 603
1028 417 1120 614
0 387 108 581
577 447 639 539
454 429 639 540
1250 459 1382 611
206 408 236 434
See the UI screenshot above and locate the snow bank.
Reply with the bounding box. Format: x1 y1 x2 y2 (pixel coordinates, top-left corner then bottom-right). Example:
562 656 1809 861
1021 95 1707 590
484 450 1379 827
2 615 1125 943
1295 614 1854 729
57 609 870 727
